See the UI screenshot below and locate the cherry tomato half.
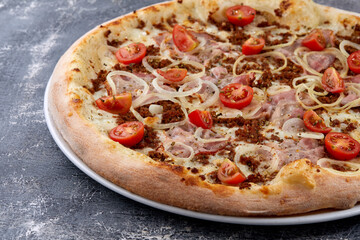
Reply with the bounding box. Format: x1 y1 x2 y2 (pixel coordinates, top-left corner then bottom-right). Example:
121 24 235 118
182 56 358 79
109 121 145 147
321 67 344 93
303 110 332 134
325 132 360 160
226 5 256 27
188 110 213 129
157 68 188 82
95 93 132 114
242 37 265 55
302 29 326 51
172 24 199 52
347 50 360 74
115 43 146 65
219 83 254 109
217 160 246 185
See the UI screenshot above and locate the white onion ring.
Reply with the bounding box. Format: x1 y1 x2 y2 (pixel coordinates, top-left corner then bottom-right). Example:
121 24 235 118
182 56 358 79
106 71 150 107
194 128 227 143
130 93 188 129
142 56 205 83
163 141 195 163
267 85 292 96
234 144 279 176
179 80 220 110
233 51 287 76
317 158 360 176
339 40 360 58
152 77 202 97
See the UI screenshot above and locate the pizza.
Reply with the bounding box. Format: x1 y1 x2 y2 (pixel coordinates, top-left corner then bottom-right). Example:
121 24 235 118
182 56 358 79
48 0 360 216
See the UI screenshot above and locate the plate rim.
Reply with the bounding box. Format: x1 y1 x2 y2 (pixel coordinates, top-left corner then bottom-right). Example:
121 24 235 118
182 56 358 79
44 75 360 225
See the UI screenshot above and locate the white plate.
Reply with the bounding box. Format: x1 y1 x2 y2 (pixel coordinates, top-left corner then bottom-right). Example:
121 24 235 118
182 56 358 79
44 76 360 225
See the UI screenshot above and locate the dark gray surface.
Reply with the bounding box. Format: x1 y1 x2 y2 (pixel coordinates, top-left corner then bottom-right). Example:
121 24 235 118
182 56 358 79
1 0 360 239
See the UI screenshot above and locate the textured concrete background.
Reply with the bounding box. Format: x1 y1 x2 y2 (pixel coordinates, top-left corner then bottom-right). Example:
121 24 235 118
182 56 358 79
1 0 360 239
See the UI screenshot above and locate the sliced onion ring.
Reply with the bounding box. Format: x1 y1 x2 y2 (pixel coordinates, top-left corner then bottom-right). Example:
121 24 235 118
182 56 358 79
194 128 227 143
130 93 188 129
106 71 150 107
152 77 202 98
163 141 195 163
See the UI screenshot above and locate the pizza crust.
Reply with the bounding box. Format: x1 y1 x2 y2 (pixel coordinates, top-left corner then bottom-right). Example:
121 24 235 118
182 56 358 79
48 0 360 216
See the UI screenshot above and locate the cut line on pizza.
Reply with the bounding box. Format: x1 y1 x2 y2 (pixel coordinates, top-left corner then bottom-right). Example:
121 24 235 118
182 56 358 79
48 0 360 216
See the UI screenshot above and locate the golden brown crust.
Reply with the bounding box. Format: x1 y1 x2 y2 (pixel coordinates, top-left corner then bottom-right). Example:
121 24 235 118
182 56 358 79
48 0 360 216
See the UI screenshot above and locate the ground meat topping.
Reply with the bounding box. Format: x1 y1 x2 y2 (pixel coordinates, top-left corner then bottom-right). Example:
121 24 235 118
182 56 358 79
192 154 210 165
113 62 148 73
107 39 123 48
331 164 358 172
336 24 360 45
146 45 160 56
235 118 267 144
87 70 108 94
317 93 340 104
251 68 274 88
147 58 172 69
115 111 137 125
132 126 160 149
148 151 168 162
239 155 260 172
275 60 303 86
239 171 278 189
228 29 250 45
136 100 185 124
211 113 246 128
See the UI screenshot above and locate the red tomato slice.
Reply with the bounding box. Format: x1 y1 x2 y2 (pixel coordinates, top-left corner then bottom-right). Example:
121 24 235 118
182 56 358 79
219 83 254 109
321 67 344 93
242 37 265 55
172 24 199 52
226 5 256 27
115 43 146 65
109 121 145 147
302 29 326 51
157 68 188 82
217 160 246 185
188 110 213 129
347 50 360 74
95 93 132 114
325 132 360 160
303 110 332 134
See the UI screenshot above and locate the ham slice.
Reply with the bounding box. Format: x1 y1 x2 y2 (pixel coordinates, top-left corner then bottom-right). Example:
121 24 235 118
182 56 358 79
166 124 226 155
321 29 335 47
341 93 359 105
210 66 228 79
346 74 360 84
231 73 255 85
270 90 296 105
275 138 325 166
307 53 335 72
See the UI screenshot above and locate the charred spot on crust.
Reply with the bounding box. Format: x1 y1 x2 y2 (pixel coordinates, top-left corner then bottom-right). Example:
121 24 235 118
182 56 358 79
274 0 292 17
104 29 111 38
72 68 81 72
136 19 145 29
107 39 123 48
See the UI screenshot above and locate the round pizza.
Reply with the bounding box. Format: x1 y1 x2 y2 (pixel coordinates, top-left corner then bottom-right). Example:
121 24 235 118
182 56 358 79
48 0 360 216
